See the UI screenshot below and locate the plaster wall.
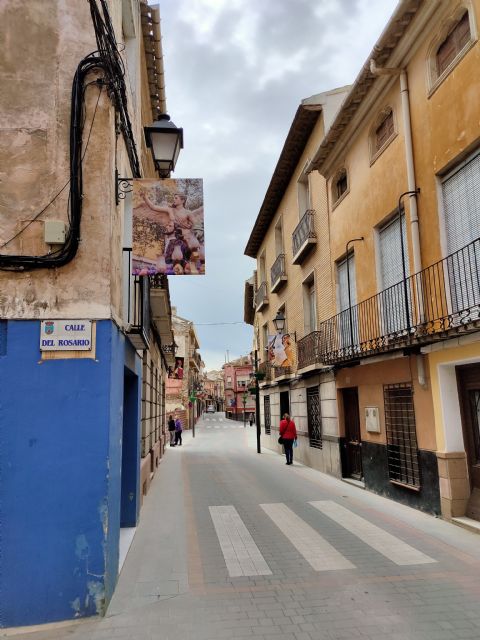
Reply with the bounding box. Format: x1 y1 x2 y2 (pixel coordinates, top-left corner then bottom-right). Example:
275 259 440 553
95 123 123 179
0 320 136 627
335 355 437 452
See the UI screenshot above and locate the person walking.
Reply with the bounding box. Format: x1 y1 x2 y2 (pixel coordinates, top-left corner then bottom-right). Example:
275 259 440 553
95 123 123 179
279 413 297 465
249 413 254 427
168 415 176 446
174 417 183 446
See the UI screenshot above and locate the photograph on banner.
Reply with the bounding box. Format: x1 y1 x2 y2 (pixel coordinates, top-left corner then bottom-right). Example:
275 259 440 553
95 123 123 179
168 357 185 379
132 178 204 275
268 333 295 367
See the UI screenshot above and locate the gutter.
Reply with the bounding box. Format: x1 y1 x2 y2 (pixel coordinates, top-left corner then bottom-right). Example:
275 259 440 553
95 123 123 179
141 2 167 117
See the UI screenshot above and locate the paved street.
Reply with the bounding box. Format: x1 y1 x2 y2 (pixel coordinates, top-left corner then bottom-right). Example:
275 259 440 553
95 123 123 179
7 412 480 640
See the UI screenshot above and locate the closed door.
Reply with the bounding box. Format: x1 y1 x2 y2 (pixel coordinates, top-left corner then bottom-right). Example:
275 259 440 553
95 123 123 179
342 387 363 479
457 365 480 520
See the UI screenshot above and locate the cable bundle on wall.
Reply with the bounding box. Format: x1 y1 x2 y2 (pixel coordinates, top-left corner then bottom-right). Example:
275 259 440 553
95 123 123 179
0 0 140 271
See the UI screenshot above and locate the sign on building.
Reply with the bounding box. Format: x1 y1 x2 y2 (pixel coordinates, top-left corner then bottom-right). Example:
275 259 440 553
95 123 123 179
40 320 92 351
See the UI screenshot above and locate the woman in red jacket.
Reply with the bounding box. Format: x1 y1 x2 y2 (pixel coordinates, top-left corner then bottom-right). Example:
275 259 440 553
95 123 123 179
279 413 297 465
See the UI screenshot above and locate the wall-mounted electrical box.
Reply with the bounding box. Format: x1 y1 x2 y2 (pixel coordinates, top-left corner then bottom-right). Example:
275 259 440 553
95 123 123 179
365 406 380 433
44 220 66 245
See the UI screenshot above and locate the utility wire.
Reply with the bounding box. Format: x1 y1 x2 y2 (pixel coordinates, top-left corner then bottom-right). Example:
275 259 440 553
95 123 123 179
0 84 103 251
195 322 245 326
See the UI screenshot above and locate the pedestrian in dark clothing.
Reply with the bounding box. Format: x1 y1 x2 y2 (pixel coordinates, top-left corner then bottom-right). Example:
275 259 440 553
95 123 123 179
174 417 183 446
279 413 297 465
168 415 176 446
249 413 254 427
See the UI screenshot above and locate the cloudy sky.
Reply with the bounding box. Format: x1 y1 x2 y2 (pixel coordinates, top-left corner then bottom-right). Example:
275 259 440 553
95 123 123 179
157 0 399 370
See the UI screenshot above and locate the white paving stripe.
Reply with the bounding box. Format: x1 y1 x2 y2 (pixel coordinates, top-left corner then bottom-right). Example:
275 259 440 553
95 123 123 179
209 506 272 577
260 503 354 571
309 501 436 566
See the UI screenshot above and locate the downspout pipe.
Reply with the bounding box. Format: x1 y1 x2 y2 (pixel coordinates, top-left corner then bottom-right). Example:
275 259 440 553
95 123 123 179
370 61 422 274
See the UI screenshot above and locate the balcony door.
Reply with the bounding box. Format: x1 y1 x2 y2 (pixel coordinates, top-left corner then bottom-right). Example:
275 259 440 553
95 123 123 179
442 151 480 318
378 213 412 335
337 254 358 352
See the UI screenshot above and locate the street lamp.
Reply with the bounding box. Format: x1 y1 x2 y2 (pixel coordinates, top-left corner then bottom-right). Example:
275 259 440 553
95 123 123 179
273 310 286 333
144 114 184 179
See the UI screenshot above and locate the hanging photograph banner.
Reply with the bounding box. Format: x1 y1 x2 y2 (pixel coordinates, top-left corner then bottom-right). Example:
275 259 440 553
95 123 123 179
268 333 295 368
168 357 184 379
132 178 204 275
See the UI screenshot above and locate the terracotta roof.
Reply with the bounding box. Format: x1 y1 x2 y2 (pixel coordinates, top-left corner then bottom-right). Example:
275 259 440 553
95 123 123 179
310 0 422 174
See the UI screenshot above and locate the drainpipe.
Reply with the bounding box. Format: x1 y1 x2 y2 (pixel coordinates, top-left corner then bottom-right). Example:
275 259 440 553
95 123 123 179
370 61 422 274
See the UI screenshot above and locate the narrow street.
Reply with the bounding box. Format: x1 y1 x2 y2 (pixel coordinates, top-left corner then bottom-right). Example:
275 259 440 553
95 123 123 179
9 414 480 640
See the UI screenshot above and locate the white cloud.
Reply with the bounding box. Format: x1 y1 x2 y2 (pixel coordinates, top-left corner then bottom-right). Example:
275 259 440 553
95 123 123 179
156 0 399 369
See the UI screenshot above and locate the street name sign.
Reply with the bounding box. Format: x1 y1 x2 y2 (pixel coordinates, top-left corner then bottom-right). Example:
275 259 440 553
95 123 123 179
40 320 92 351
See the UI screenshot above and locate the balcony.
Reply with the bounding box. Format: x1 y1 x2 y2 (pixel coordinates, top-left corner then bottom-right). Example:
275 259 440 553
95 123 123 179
255 281 268 311
292 209 317 264
270 253 287 293
297 238 480 369
126 276 150 350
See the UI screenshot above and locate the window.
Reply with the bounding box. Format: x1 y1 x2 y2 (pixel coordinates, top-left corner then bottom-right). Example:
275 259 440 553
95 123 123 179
336 171 348 199
274 218 283 256
441 150 480 314
297 172 310 218
303 275 317 334
262 323 269 359
436 11 471 76
375 110 394 153
307 387 322 449
337 254 358 349
378 211 412 334
428 7 476 93
384 384 420 488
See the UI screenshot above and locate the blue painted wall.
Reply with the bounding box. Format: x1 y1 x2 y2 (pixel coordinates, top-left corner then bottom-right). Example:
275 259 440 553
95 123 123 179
0 320 141 628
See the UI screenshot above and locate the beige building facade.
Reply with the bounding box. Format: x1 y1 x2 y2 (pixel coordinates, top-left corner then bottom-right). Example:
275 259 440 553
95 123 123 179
245 0 480 521
0 0 177 626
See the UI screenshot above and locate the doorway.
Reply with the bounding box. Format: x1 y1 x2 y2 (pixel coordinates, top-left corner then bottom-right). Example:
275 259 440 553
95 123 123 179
342 387 363 479
119 368 140 572
280 390 290 419
457 364 480 520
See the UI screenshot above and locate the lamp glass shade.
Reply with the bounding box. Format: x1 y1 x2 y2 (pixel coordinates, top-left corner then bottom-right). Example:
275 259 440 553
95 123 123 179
144 115 184 177
273 311 286 332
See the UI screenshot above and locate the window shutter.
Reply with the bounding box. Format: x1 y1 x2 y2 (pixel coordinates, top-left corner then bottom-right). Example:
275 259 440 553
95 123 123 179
442 151 480 253
442 151 480 313
338 256 356 312
379 214 409 289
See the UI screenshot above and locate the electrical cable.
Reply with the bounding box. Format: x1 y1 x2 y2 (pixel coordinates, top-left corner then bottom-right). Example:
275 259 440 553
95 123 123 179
0 0 140 271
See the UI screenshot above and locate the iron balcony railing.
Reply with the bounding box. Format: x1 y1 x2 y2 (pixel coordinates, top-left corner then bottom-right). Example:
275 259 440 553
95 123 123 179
292 209 316 258
255 281 268 309
298 237 480 368
270 253 287 290
123 248 150 350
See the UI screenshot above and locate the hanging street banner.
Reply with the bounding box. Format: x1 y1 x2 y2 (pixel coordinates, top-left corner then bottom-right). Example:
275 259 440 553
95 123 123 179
268 333 296 368
132 178 204 276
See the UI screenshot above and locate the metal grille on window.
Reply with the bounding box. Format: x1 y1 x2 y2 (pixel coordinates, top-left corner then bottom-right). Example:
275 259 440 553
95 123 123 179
264 395 271 435
307 387 322 449
384 383 420 488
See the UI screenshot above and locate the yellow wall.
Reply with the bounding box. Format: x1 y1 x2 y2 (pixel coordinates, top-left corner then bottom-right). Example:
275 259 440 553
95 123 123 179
335 355 437 451
427 340 480 452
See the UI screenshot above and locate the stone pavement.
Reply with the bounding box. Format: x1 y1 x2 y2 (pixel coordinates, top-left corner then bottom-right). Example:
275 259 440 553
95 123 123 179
4 413 480 640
